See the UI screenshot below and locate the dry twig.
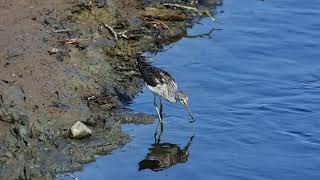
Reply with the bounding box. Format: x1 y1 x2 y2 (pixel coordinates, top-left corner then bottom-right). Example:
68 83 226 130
162 3 215 23
52 29 71 33
106 119 122 138
103 23 118 40
185 27 222 39
142 17 174 35
64 35 107 45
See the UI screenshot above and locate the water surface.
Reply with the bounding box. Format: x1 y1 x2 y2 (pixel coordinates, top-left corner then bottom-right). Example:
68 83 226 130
67 0 320 179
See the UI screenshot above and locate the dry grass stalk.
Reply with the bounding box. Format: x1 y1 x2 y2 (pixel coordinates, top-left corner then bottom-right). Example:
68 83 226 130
142 17 174 35
162 3 216 23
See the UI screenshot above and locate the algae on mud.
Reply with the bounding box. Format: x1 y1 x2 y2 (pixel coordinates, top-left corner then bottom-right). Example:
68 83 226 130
0 0 219 179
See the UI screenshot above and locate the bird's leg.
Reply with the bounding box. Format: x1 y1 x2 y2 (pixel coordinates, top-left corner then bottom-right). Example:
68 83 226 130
154 120 164 144
159 120 164 134
181 135 195 156
157 122 164 143
153 95 164 141
159 97 163 119
153 95 163 123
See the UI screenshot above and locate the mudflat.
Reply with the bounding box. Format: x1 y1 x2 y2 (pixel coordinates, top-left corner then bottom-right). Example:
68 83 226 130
0 0 218 179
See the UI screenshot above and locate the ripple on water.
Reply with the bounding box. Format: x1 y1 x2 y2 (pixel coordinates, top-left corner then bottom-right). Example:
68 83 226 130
72 0 320 179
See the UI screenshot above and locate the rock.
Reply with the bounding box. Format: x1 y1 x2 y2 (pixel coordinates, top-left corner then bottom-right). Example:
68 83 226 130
48 48 59 55
14 125 29 140
70 121 92 139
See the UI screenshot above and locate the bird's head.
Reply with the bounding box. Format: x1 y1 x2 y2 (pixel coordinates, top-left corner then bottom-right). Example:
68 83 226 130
175 91 194 121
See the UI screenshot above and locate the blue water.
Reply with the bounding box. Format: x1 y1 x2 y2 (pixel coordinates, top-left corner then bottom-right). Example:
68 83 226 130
66 0 320 179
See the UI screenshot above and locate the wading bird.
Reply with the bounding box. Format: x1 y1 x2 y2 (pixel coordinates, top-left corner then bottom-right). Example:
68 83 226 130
137 57 194 123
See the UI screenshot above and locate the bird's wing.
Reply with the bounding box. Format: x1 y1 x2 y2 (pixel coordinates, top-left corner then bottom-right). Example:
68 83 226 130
139 62 178 101
159 69 177 91
139 61 177 88
153 70 177 102
138 59 178 101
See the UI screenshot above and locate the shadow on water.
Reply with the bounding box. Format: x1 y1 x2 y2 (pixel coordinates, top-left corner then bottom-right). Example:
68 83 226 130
138 124 195 172
62 0 320 179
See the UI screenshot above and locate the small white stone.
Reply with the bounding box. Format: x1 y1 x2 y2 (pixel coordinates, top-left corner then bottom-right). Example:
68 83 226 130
71 121 92 139
48 48 60 55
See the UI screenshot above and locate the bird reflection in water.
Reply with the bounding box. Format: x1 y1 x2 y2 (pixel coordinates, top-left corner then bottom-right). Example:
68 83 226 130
138 126 194 171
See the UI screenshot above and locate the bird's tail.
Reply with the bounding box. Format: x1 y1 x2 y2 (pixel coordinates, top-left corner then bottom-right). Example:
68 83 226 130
136 54 149 71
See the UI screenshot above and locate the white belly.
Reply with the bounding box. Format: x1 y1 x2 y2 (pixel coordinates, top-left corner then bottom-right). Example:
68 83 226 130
146 84 176 103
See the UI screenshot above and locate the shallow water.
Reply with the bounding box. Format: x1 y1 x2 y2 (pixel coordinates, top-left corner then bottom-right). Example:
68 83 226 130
65 0 320 179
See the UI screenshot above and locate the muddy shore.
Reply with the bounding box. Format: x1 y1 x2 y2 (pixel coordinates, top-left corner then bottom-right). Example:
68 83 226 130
0 0 219 179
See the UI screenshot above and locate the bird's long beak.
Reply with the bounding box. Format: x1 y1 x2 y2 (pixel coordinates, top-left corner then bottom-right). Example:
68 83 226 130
182 102 194 121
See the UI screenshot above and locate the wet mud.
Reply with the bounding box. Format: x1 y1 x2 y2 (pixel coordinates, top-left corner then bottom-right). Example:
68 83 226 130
0 0 219 179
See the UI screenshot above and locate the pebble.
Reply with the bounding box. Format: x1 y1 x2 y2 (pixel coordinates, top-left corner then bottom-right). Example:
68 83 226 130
48 48 60 55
